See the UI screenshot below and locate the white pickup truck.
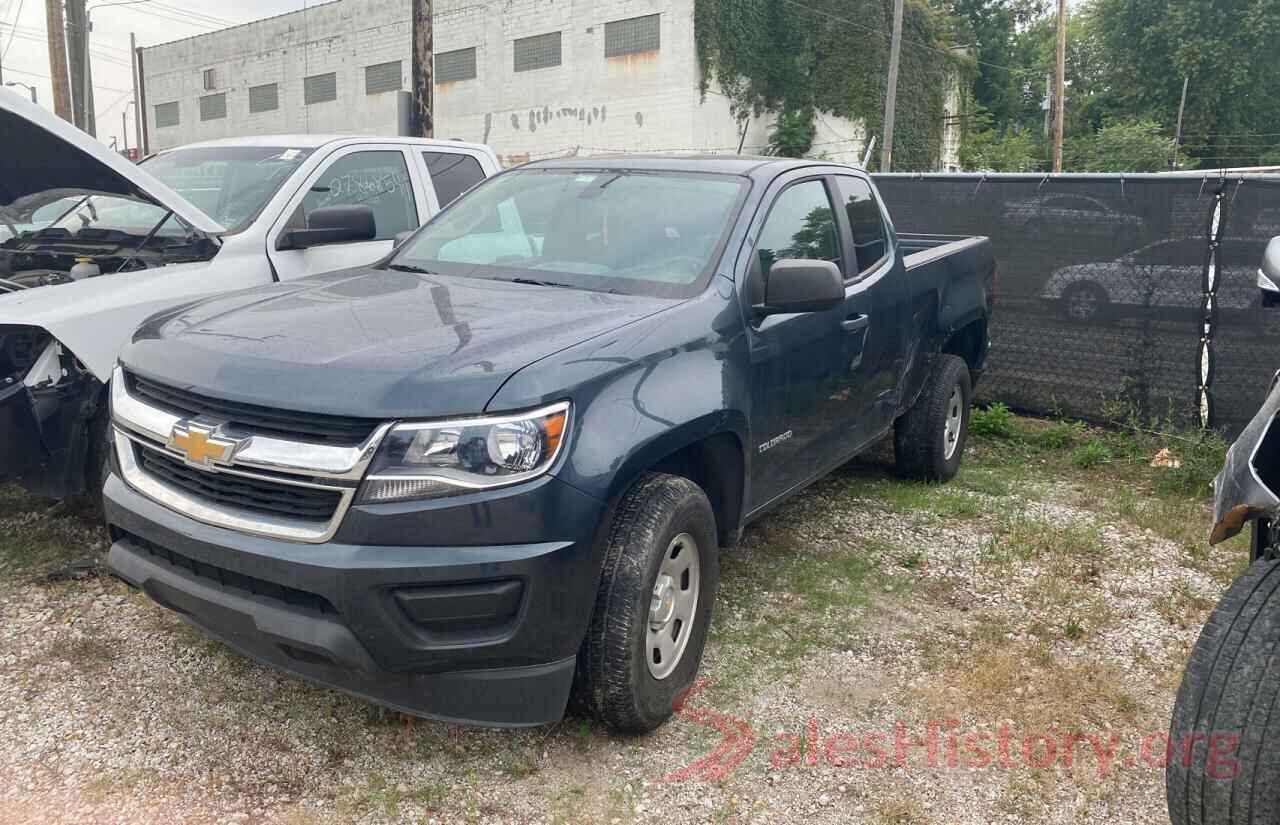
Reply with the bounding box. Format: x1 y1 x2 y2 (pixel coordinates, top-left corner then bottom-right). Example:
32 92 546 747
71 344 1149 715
0 89 500 502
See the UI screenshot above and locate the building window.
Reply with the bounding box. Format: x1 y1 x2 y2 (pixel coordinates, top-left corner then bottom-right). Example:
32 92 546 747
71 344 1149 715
513 31 561 72
199 92 226 121
435 47 476 83
248 83 278 113
605 14 660 57
422 151 486 207
365 60 401 95
304 72 337 105
154 101 179 128
202 67 217 90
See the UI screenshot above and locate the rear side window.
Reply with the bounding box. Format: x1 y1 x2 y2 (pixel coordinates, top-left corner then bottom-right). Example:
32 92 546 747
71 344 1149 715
836 176 887 275
422 152 486 208
755 180 840 277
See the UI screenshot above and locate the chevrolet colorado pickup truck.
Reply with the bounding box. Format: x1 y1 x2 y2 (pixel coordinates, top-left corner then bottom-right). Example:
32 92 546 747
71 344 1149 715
0 89 498 504
104 156 995 731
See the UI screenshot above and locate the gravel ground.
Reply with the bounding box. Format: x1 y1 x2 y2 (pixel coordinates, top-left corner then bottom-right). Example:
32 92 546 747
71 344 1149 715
0 431 1249 825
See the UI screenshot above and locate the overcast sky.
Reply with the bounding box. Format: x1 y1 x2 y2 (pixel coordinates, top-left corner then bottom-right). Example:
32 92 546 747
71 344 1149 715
0 0 304 150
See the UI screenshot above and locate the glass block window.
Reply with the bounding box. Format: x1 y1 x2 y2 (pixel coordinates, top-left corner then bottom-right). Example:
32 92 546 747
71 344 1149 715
154 101 179 128
435 47 477 83
514 31 561 72
304 72 337 105
365 60 402 95
605 14 660 57
248 83 279 113
199 92 226 121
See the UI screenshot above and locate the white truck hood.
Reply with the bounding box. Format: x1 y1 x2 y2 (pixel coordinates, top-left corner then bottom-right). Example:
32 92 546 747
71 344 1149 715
0 88 224 234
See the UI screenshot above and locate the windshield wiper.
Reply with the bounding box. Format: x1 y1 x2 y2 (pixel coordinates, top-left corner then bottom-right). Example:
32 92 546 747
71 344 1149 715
386 263 437 275
508 277 574 289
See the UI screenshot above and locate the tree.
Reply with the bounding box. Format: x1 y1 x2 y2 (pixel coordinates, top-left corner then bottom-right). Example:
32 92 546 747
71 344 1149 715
1085 0 1280 168
1063 118 1191 171
768 108 817 157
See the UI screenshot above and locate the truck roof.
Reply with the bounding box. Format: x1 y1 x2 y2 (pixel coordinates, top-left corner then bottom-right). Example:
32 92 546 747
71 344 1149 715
165 134 496 155
524 154 866 179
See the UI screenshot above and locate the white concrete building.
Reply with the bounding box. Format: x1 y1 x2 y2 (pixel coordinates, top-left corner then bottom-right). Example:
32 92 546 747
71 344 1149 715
140 0 957 168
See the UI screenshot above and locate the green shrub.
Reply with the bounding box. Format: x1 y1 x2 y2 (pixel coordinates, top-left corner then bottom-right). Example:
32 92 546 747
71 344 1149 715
971 402 1017 439
1072 440 1114 469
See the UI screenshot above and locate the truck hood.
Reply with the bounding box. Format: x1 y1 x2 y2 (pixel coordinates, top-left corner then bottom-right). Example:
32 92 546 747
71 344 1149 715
0 89 223 234
0 260 217 380
121 268 678 419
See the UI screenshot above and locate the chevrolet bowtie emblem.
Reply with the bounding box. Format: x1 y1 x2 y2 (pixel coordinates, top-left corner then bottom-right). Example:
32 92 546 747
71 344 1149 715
168 420 240 467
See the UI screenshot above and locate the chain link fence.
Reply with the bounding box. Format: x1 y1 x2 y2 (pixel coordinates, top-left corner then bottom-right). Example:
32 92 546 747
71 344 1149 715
871 173 1280 435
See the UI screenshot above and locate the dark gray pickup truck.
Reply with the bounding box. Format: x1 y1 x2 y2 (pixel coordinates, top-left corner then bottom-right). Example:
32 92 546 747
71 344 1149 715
103 156 995 730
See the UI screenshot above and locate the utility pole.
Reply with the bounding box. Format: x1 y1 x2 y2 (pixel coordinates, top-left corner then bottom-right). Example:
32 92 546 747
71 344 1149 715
1052 0 1066 172
65 0 87 130
410 0 433 137
131 33 143 154
45 0 72 120
880 0 905 172
121 109 128 155
1171 76 1189 170
1 23 6 85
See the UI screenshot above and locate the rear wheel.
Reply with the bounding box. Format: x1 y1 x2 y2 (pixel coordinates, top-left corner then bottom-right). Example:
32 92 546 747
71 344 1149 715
1061 281 1109 322
1167 558 1280 825
574 472 719 732
894 354 972 482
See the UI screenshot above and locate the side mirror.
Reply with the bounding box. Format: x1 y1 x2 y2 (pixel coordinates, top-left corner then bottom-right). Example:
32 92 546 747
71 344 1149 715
755 259 845 316
1261 237 1280 308
276 205 376 250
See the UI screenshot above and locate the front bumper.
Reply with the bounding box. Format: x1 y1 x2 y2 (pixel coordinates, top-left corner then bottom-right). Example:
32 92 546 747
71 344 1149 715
104 470 609 726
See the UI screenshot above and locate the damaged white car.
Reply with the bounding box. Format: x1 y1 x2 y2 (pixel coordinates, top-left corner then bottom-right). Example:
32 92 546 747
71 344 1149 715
0 89 499 504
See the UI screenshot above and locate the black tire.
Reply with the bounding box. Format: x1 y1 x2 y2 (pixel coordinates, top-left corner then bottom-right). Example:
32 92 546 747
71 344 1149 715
574 472 719 733
894 354 971 482
1060 281 1109 322
1168 558 1280 825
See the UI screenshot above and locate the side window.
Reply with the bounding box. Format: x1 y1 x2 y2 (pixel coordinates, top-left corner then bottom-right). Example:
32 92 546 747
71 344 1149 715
755 180 840 278
294 150 417 240
422 151 487 208
836 176 888 276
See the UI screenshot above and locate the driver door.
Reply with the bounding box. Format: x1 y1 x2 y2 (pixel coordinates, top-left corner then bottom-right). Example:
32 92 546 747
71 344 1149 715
267 146 426 280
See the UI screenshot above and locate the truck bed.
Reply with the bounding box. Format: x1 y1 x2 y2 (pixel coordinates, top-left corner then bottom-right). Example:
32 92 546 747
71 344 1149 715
898 233 990 271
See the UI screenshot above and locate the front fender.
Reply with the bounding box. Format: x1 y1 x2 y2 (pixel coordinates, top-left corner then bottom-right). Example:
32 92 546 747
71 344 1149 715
1211 376 1280 545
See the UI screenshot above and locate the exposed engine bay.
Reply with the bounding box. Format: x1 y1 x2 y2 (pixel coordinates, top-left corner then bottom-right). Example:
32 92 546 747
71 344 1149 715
0 193 218 294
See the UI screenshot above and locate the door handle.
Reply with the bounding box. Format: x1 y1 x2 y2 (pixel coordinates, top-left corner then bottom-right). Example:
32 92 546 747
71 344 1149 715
841 314 870 333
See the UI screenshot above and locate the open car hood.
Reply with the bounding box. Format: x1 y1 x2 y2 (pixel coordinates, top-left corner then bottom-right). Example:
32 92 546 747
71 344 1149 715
0 89 224 234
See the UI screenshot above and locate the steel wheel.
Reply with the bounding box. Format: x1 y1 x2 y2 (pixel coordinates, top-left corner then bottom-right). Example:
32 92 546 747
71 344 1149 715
943 386 963 461
646 531 701 680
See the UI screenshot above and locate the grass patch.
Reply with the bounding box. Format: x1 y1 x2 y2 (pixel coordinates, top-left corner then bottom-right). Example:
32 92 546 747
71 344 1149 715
847 476 984 520
1071 439 1113 469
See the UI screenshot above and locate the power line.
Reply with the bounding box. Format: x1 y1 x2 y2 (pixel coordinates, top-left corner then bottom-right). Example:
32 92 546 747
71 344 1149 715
2 63 130 93
1 0 25 59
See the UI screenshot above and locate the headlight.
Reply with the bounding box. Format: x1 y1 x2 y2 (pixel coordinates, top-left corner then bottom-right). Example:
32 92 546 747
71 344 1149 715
357 401 570 503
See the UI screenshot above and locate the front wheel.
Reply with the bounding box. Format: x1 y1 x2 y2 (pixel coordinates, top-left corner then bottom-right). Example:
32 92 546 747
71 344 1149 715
1167 558 1280 825
574 472 719 732
894 354 972 482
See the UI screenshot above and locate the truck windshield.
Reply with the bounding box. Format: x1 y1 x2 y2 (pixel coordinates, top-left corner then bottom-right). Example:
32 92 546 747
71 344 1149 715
142 146 314 234
392 168 748 297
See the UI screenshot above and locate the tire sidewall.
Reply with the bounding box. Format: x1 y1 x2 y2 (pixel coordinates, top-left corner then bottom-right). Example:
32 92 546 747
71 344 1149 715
626 492 719 727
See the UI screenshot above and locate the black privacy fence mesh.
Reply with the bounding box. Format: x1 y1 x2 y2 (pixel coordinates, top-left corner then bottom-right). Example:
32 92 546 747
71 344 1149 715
871 173 1280 435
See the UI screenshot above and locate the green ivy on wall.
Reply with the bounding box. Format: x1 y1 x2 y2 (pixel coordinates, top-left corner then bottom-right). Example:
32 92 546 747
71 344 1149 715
694 0 966 169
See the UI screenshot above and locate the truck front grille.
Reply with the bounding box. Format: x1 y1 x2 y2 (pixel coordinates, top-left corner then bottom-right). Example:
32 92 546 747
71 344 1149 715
127 372 380 446
136 446 343 522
